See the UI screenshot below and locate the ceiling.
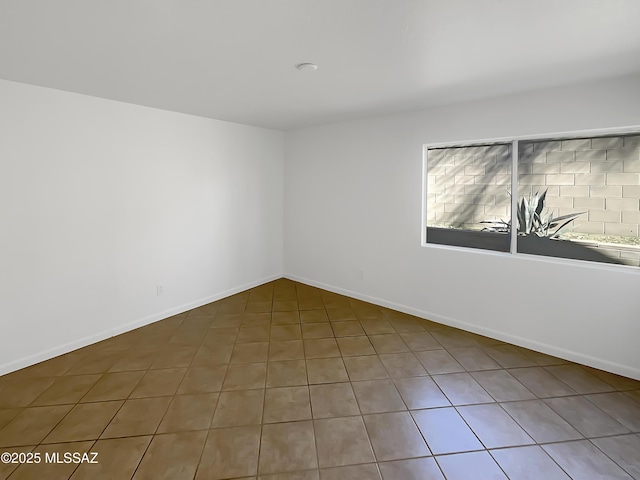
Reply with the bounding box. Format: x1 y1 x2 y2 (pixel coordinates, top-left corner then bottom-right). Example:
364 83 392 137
1 0 640 130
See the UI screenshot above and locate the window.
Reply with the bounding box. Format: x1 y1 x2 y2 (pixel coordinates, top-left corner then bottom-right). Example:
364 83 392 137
423 131 640 267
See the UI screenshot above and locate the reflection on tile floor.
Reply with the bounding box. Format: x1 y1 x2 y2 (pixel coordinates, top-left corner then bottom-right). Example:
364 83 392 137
0 279 639 479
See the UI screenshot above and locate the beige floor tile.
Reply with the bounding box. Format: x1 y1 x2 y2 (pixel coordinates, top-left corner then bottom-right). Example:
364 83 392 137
302 323 334 340
178 365 227 394
300 309 329 324
360 320 395 335
322 297 350 309
237 326 271 343
448 347 501 371
80 371 145 402
129 368 186 398
271 324 303 341
272 312 301 325
306 358 349 384
542 440 632 479
260 470 319 480
337 336 375 356
211 314 243 328
544 395 629 437
240 313 272 327
273 301 298 312
30 374 101 406
379 457 444 480
9 441 94 480
352 380 406 414
231 342 270 363
586 368 640 391
132 431 207 480
399 332 441 352
458 404 534 448
101 397 171 438
298 297 324 310
624 390 640 404
3 280 640 479
309 383 361 419
369 334 409 354
394 376 450 410
215 304 246 315
483 345 537 368
182 315 214 329
326 308 357 321
190 345 233 366
158 393 219 433
490 445 571 480
189 303 219 316
388 320 424 335
202 327 238 346
412 407 483 454
15 353 82 378
320 463 380 480
342 356 388 381
0 377 56 408
314 416 375 467
70 436 152 480
414 350 464 375
0 408 21 431
331 321 365 337
509 367 576 398
269 340 305 361
246 302 272 314
222 363 267 391
168 330 207 347
500 400 582 443
151 346 198 369
470 370 536 402
352 306 384 321
0 405 73 447
432 372 494 405
196 426 261 479
212 389 264 427
363 412 429 461
267 360 308 387
586 392 640 431
66 352 121 375
546 365 616 394
431 329 477 349
436 451 507 480
43 400 123 443
304 339 341 359
379 353 427 378
264 386 311 423
592 434 640 479
259 421 318 474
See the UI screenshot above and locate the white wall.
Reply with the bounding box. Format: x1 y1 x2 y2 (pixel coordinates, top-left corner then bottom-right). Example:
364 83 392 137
284 73 640 380
0 79 284 375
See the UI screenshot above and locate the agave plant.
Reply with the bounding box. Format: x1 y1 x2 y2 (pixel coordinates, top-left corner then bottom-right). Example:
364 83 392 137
481 190 584 237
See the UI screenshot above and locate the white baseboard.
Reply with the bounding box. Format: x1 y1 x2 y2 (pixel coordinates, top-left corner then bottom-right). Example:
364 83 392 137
285 273 640 381
0 273 283 376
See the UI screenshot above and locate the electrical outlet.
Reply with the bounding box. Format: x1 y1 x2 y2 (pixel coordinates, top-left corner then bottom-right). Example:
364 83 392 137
157 285 163 296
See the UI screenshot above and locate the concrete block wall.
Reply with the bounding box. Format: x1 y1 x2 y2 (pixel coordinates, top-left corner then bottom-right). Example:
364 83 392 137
519 135 640 239
427 135 640 237
426 144 512 229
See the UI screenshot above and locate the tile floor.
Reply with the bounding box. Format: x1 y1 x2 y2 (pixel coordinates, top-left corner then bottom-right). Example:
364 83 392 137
0 278 639 479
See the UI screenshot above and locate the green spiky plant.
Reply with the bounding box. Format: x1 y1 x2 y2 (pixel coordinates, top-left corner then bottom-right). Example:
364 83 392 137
481 189 584 237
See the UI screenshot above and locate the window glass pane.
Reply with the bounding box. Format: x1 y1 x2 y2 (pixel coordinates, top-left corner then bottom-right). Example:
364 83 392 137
426 143 512 252
517 135 640 267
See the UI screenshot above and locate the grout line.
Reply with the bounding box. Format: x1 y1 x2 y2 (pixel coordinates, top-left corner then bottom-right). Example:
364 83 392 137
1 279 639 478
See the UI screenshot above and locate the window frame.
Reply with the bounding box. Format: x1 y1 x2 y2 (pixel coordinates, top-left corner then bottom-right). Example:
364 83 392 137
421 126 640 271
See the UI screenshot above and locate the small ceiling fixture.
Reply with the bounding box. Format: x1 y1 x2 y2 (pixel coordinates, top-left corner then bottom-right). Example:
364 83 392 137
295 63 318 71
